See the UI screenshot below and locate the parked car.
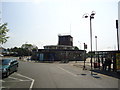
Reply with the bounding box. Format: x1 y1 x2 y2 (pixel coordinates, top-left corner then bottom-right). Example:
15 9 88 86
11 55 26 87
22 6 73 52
0 58 19 78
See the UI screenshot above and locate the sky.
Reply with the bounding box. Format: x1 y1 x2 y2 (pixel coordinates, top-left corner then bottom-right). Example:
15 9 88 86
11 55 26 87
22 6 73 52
1 0 120 51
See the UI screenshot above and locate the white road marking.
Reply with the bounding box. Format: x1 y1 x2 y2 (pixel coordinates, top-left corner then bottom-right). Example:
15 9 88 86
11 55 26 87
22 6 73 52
57 66 77 77
0 86 5 89
16 73 34 90
0 80 5 89
0 80 5 82
9 76 25 81
2 80 31 82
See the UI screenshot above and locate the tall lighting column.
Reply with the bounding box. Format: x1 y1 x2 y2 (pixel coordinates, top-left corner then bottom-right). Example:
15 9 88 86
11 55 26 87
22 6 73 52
95 36 97 51
83 11 96 74
95 36 97 63
116 20 119 51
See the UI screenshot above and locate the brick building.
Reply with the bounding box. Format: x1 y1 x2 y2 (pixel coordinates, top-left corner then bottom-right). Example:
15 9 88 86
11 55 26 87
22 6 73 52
31 35 85 61
58 35 73 46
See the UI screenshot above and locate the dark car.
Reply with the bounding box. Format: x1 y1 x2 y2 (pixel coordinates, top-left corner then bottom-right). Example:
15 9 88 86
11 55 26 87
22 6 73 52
0 58 19 78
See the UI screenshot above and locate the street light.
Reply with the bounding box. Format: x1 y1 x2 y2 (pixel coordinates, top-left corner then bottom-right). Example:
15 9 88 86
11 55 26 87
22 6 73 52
95 36 97 65
95 36 97 51
116 20 119 51
83 11 96 74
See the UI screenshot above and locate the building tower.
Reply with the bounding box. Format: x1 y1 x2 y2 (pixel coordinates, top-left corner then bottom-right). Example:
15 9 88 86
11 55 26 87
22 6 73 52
58 35 73 46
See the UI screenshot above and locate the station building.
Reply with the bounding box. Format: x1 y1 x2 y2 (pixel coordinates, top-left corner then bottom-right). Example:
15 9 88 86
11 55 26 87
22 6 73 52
31 35 85 62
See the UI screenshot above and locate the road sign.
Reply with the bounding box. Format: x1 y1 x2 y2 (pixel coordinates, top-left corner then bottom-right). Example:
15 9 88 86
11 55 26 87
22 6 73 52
84 43 87 49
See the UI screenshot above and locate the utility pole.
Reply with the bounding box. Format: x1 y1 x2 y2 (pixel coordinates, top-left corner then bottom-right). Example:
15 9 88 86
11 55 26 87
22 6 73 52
83 43 87 70
116 20 119 51
83 11 96 75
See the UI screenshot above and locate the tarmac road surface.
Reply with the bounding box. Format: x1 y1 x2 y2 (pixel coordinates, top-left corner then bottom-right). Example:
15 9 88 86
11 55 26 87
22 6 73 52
1 60 119 89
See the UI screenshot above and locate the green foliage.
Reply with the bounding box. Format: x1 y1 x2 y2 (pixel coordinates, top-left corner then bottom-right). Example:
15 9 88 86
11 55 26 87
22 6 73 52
21 44 38 51
0 23 9 44
10 47 32 56
74 46 79 50
9 44 38 56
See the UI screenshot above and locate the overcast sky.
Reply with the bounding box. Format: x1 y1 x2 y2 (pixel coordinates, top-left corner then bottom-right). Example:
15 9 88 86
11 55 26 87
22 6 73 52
1 0 120 51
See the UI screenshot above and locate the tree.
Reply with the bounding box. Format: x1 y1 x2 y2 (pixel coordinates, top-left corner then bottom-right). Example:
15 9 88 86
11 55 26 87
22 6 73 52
74 46 79 50
8 44 38 56
21 44 38 56
10 47 30 56
0 23 9 44
21 44 38 51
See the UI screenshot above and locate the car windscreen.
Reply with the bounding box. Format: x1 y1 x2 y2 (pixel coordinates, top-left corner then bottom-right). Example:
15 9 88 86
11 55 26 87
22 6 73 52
2 59 11 65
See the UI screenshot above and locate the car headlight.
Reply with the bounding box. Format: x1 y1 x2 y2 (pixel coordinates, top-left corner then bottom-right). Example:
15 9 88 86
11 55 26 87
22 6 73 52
2 68 7 72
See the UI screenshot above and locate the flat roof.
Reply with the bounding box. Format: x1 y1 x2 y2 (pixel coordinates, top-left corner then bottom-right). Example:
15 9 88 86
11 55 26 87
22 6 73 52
44 45 74 47
58 35 73 37
38 49 84 52
92 50 120 53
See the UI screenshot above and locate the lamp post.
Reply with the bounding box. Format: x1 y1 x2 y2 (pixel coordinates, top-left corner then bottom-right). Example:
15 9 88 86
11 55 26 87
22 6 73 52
95 36 97 65
116 20 119 51
95 36 97 51
83 11 96 74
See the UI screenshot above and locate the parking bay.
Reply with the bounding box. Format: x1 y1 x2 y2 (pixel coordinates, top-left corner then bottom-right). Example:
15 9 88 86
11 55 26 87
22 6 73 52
1 72 33 88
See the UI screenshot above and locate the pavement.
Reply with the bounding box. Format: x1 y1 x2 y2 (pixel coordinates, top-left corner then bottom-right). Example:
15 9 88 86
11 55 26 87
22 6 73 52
67 59 120 80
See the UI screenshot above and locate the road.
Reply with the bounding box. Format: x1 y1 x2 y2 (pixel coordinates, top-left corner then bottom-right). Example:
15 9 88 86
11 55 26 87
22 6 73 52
1 59 119 89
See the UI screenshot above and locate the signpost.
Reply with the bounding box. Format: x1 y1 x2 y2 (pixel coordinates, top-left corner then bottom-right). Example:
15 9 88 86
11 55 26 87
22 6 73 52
83 43 87 70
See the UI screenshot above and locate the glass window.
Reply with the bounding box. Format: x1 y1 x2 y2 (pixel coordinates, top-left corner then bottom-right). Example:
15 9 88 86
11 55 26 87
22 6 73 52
2 59 11 65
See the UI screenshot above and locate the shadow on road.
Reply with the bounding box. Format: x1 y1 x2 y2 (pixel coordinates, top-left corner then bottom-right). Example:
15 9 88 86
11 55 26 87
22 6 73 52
91 69 120 79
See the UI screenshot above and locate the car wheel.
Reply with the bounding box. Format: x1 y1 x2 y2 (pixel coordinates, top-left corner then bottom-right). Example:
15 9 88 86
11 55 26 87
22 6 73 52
15 66 18 72
6 70 10 77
